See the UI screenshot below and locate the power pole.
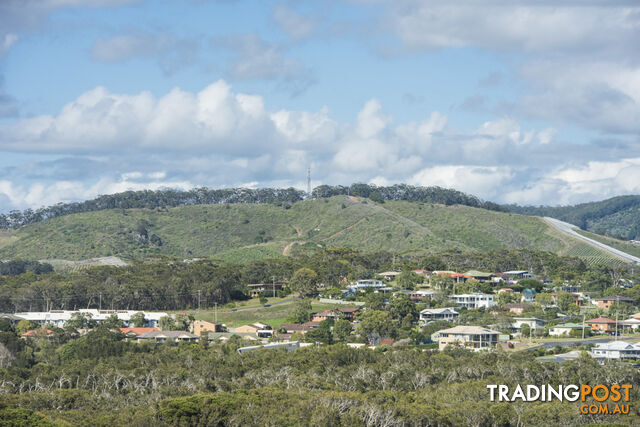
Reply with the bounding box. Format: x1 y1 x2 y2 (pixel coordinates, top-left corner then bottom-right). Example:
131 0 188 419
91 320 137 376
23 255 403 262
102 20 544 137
272 276 276 298
582 314 586 339
615 310 619 341
99 293 102 311
214 302 218 323
307 167 311 197
197 290 201 311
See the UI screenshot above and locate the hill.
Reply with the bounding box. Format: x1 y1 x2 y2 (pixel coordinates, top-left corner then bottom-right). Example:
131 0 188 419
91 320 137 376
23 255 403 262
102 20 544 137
0 196 627 264
507 195 640 240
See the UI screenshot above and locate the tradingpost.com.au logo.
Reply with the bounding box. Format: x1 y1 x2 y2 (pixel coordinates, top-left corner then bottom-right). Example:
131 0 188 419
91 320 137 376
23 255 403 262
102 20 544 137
487 384 633 415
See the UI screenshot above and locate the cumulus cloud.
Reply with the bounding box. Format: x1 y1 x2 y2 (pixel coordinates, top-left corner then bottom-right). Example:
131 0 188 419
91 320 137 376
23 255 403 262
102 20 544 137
0 80 636 210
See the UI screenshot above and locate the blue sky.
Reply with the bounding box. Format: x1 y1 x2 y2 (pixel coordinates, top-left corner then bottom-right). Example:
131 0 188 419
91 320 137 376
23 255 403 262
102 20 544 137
1 0 640 212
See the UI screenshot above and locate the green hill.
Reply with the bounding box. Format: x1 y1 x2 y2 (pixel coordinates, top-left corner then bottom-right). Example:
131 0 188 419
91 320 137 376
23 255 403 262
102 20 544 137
0 196 628 264
507 195 640 240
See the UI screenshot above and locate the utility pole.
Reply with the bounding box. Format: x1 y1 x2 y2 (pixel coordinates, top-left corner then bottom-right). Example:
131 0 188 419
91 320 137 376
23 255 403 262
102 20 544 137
582 314 586 339
272 276 276 298
99 293 102 311
615 310 619 341
307 167 311 197
197 290 201 311
214 302 218 323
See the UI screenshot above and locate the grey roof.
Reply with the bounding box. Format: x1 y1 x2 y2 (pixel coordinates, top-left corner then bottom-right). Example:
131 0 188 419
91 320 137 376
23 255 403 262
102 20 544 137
137 330 198 339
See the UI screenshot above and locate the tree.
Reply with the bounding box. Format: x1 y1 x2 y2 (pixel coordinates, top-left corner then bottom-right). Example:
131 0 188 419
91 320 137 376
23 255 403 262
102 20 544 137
388 294 417 321
65 312 95 330
397 271 423 290
358 310 396 343
159 316 176 331
16 320 37 336
289 268 319 297
535 293 553 307
103 313 122 329
556 292 574 312
333 319 352 342
130 312 146 327
365 292 385 310
521 324 531 338
305 319 332 344
286 300 313 323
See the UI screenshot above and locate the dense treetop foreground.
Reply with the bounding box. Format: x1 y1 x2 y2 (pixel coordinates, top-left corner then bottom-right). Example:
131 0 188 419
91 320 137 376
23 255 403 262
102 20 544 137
0 325 638 426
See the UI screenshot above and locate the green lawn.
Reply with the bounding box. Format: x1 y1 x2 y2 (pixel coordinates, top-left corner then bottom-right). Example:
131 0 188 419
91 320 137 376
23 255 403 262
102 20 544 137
188 299 359 328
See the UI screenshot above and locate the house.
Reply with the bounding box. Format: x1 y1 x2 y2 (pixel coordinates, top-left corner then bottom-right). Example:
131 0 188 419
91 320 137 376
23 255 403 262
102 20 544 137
279 321 321 335
412 269 431 277
502 270 533 281
232 323 273 338
378 339 394 346
520 289 537 303
433 326 500 351
119 327 159 338
311 310 340 322
191 320 224 337
550 292 585 307
395 289 437 302
511 317 546 331
464 270 494 282
13 309 168 328
504 303 530 315
377 271 402 281
549 323 584 337
419 308 459 324
594 296 634 310
431 271 469 283
20 329 56 339
620 318 640 332
136 330 198 343
591 341 640 360
450 293 497 309
585 317 618 333
336 307 360 322
246 283 285 298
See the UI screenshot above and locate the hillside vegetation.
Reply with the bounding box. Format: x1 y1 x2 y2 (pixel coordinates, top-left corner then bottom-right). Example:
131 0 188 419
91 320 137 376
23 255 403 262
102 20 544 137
0 196 623 263
508 195 640 240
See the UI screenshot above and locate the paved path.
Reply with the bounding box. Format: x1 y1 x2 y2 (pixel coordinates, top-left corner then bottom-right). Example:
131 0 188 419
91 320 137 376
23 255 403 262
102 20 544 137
543 217 640 264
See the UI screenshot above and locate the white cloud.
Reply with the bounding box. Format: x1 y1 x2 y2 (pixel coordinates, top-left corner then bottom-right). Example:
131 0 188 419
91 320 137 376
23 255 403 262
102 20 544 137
410 165 513 201
273 4 315 40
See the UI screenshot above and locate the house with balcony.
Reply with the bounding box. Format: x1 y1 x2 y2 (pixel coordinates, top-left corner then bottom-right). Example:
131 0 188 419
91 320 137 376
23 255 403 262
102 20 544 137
433 325 500 351
450 293 497 309
419 308 459 325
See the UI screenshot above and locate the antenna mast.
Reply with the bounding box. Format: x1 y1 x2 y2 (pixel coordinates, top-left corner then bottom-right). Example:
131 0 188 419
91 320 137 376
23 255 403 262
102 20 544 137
307 166 311 197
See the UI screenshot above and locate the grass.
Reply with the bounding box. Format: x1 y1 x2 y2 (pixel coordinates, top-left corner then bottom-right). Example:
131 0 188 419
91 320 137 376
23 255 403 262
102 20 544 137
576 229 640 259
0 196 609 263
188 298 358 328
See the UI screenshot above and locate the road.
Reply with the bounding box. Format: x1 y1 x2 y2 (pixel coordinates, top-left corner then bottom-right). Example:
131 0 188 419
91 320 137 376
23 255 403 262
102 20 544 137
217 296 300 313
527 337 624 350
543 217 640 264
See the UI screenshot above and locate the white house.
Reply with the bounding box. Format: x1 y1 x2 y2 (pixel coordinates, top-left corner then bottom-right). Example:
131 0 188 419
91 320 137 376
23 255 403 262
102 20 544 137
433 325 500 351
591 341 640 360
419 308 459 324
511 317 546 331
549 323 584 336
14 309 168 328
450 293 497 309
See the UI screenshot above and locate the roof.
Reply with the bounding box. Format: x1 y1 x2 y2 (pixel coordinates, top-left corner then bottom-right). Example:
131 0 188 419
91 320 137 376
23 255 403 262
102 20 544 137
505 303 529 309
137 330 198 339
437 326 500 335
420 307 458 315
464 270 494 278
337 307 360 313
378 339 394 345
377 271 401 276
585 317 616 324
593 341 640 351
314 310 338 317
552 323 583 329
596 296 634 302
120 327 159 336
21 329 55 337
502 270 529 275
280 321 320 331
521 289 537 295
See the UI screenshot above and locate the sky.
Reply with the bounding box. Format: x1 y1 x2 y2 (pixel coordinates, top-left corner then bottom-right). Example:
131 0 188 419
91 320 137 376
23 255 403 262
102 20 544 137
1 0 640 213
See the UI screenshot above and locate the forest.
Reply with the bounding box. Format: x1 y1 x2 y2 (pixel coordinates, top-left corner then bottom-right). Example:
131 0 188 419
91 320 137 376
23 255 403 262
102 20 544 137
0 248 601 313
0 184 505 230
